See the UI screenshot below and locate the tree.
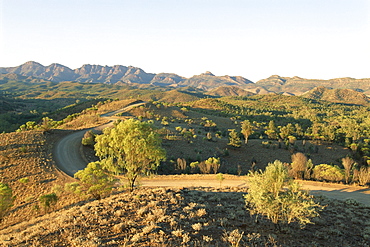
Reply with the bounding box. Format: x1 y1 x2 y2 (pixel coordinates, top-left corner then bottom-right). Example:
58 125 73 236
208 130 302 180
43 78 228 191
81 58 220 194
244 160 322 228
291 152 308 179
265 120 278 140
279 123 294 140
94 119 166 191
74 161 116 199
40 117 54 132
228 129 241 148
0 183 14 221
342 156 355 184
294 123 304 139
241 120 254 144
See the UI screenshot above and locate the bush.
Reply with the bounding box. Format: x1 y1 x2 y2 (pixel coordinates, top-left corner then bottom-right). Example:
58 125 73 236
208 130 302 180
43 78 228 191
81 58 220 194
82 130 95 146
39 193 58 213
245 160 322 228
64 182 82 195
312 164 344 182
74 161 116 200
176 158 187 172
18 177 29 184
354 166 370 186
198 157 221 174
0 183 14 220
342 156 355 184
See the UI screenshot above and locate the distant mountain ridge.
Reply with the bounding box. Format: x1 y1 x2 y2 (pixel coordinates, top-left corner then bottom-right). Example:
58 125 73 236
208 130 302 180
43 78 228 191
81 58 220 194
1 61 370 97
0 61 253 90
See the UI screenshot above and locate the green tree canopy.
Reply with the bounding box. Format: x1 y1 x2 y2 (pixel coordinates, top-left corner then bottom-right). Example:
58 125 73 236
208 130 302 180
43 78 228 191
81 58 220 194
94 118 166 191
241 120 254 144
265 120 278 140
228 129 241 148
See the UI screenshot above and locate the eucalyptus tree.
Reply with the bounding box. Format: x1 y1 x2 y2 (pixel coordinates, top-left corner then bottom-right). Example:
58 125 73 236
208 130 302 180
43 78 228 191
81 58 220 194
241 120 254 144
94 118 166 191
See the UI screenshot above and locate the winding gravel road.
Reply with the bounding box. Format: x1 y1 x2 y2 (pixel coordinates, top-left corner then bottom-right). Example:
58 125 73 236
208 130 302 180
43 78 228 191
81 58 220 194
53 101 370 206
54 101 145 176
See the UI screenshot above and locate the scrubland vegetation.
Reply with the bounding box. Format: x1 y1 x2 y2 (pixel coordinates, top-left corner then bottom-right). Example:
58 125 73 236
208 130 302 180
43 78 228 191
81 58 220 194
1 186 370 246
1 79 370 246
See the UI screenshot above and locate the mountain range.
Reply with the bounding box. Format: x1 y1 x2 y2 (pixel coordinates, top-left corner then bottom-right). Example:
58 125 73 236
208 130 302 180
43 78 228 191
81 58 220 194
1 61 370 97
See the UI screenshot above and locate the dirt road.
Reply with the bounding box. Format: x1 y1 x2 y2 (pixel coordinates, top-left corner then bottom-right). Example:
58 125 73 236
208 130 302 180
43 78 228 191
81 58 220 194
138 175 370 206
53 101 145 176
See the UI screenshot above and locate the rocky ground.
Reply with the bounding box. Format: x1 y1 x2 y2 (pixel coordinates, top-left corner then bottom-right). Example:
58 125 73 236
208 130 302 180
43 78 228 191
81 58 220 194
1 186 370 246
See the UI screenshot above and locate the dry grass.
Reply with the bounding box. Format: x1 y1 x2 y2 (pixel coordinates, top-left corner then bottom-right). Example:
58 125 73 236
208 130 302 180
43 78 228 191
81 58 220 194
0 186 369 246
0 130 77 228
58 99 137 130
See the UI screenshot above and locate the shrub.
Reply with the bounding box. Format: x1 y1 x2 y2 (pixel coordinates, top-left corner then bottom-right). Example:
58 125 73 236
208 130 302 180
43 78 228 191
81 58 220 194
18 177 29 184
245 160 323 228
216 173 225 187
305 159 314 180
0 183 14 220
82 130 95 146
312 164 344 182
64 182 82 194
189 161 199 173
176 158 187 171
354 166 370 186
198 157 221 174
39 193 58 213
74 161 116 200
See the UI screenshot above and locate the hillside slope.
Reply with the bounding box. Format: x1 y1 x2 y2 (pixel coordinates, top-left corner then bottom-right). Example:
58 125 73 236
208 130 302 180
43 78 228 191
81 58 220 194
256 75 370 96
207 85 255 97
1 186 369 246
302 86 370 105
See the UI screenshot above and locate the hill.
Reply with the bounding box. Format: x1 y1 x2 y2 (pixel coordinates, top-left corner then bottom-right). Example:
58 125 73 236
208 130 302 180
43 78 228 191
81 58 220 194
0 130 75 228
1 185 369 246
256 75 370 96
206 85 255 97
178 71 254 90
302 86 370 105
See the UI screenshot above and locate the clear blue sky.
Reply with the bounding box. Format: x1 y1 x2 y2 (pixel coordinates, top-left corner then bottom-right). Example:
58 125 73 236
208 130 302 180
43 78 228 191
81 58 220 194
1 0 369 82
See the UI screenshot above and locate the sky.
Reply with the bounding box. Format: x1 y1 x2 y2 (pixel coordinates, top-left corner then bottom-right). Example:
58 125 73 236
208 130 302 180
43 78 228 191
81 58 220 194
0 0 369 82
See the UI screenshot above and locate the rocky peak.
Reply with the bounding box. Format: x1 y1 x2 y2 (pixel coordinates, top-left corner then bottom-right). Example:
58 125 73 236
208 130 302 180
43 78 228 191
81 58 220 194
201 71 215 76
